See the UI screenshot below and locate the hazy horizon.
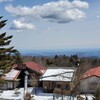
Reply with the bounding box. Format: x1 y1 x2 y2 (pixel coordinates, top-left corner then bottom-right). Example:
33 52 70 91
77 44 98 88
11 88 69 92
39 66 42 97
19 48 100 57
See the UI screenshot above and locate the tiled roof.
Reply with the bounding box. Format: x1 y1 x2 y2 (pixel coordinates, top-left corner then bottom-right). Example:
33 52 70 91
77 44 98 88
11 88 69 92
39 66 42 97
24 61 46 74
81 66 100 79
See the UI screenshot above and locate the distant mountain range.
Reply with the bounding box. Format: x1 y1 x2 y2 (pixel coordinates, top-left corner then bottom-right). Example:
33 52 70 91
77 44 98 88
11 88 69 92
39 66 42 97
19 48 100 58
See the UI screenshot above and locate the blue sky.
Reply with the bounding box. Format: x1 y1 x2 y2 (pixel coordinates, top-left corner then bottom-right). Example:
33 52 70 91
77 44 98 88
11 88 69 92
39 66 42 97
0 0 100 51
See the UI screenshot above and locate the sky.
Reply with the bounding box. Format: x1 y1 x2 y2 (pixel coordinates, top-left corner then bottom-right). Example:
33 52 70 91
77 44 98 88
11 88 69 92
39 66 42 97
0 0 100 51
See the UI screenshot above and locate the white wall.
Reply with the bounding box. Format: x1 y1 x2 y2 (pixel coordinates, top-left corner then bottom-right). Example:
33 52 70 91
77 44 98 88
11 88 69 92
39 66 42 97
8 82 13 89
80 76 100 93
0 81 20 90
14 81 20 88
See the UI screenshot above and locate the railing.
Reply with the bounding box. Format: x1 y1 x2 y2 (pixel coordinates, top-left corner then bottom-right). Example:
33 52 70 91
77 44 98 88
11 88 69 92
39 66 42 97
53 94 74 100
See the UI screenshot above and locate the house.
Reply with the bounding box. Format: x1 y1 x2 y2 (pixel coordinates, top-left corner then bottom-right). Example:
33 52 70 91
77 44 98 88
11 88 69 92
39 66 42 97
40 67 75 94
14 61 46 74
80 66 100 93
0 69 21 90
14 61 46 87
24 61 46 75
24 61 46 87
0 61 46 90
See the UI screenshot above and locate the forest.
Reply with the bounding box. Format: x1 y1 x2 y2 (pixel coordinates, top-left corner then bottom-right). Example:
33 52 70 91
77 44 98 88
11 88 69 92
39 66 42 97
22 54 100 71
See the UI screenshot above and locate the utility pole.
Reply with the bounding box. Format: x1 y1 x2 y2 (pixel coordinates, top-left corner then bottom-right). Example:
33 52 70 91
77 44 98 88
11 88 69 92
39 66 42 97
24 71 29 95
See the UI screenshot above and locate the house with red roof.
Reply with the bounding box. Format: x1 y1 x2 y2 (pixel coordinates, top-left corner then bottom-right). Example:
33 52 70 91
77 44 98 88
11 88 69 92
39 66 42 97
0 61 46 90
80 66 100 93
14 61 46 87
23 61 47 87
24 61 46 75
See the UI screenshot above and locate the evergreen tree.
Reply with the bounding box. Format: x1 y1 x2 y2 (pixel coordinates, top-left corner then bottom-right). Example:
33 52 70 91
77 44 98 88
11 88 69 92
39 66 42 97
0 16 21 72
14 51 23 66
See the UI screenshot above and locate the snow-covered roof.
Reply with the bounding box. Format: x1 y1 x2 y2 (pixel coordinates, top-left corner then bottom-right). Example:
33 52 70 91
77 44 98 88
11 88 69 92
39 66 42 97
40 68 74 82
3 69 21 80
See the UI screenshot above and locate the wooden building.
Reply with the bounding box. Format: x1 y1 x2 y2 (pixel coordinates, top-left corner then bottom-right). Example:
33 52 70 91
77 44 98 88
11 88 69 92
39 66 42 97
0 69 21 90
40 67 75 95
0 61 46 90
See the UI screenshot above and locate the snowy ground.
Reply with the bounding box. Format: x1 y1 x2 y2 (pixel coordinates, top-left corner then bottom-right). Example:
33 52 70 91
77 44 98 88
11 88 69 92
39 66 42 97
0 87 94 100
33 95 75 100
33 95 53 100
0 88 24 100
31 87 94 100
33 95 94 100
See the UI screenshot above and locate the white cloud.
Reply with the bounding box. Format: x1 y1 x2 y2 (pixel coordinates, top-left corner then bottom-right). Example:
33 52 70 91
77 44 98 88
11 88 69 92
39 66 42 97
47 27 51 31
72 0 88 8
10 20 35 30
0 0 13 2
5 0 89 23
96 12 100 19
97 15 100 19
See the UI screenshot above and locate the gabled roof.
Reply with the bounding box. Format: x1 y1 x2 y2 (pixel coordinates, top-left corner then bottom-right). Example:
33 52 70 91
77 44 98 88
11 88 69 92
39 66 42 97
3 69 21 80
24 61 46 74
40 67 74 82
81 66 100 79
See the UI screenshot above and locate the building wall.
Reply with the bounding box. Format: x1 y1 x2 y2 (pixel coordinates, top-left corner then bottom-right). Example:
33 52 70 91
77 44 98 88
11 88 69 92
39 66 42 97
7 82 13 89
43 81 56 93
80 76 100 93
54 82 71 95
0 83 7 90
0 81 20 90
14 81 20 88
43 81 71 94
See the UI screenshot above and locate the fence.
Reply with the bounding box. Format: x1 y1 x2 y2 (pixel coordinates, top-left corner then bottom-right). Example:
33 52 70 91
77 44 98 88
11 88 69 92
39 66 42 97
53 94 75 100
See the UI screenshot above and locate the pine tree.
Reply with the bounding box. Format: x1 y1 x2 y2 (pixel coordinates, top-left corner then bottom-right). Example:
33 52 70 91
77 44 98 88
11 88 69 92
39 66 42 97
14 51 23 66
0 16 20 72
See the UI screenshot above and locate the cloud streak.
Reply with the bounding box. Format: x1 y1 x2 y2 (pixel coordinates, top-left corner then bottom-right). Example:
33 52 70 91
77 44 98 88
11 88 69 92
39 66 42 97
0 0 13 2
5 0 89 23
10 20 35 30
